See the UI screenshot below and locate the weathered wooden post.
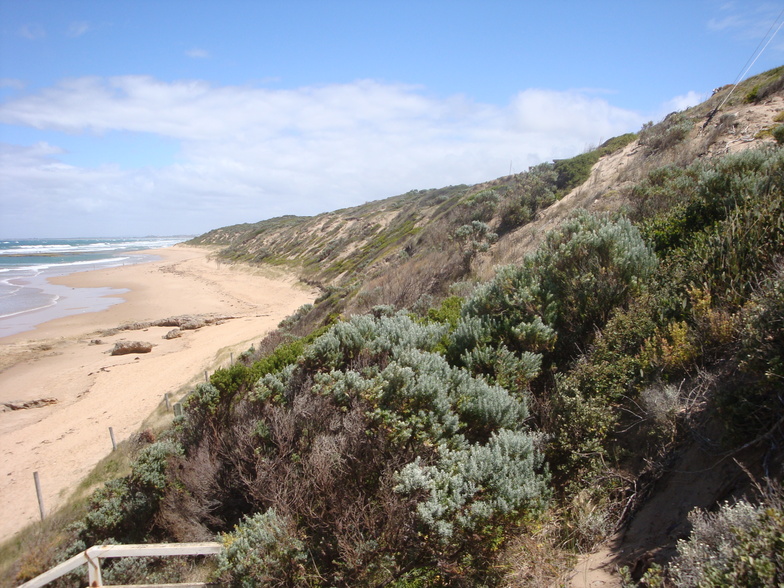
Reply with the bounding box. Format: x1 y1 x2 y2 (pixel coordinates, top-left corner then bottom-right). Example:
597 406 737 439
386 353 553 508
164 392 170 411
109 427 117 451
33 471 45 521
173 402 183 417
86 551 102 587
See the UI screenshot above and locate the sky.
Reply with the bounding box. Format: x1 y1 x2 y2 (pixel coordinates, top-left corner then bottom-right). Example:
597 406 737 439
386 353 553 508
2 1 784 238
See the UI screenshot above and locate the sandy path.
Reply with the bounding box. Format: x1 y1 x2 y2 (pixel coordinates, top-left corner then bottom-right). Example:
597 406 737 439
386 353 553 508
0 245 316 541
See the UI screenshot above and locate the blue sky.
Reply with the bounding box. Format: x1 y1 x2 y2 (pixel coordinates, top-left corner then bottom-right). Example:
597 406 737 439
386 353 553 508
1 1 784 238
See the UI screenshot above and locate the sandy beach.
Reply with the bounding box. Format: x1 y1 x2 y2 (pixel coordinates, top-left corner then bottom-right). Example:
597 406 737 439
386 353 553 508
0 245 317 542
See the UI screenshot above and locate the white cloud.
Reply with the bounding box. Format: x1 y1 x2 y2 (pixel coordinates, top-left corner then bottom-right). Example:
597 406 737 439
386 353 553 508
67 21 91 38
0 77 647 237
707 2 784 41
19 24 45 40
660 90 705 115
0 78 25 90
185 48 209 59
510 89 642 136
708 14 743 32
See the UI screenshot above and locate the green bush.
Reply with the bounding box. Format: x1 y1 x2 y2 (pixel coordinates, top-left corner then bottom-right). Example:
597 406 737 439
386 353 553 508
547 382 617 489
302 312 448 373
738 267 784 382
554 151 602 194
745 85 760 103
720 267 784 439
641 148 776 254
192 311 549 584
545 294 661 486
454 220 498 269
278 303 314 330
424 295 463 329
638 112 693 153
498 162 557 233
186 335 315 418
79 440 182 544
462 188 500 222
395 429 549 541
669 500 784 587
563 296 658 403
628 164 696 224
772 124 784 144
454 211 657 378
210 364 254 397
214 509 314 587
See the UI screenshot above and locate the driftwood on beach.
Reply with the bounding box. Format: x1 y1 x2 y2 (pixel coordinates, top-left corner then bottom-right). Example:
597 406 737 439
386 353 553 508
105 315 237 352
152 314 233 329
101 314 234 337
1 397 57 412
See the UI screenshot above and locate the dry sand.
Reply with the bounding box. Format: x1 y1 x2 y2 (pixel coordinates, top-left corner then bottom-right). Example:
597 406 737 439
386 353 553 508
0 245 317 542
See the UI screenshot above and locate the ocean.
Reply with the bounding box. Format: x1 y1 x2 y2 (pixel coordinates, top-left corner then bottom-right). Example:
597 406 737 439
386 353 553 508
0 237 188 337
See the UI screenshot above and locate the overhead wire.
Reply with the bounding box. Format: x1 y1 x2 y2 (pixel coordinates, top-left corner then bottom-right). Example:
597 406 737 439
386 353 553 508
704 6 784 128
730 7 784 88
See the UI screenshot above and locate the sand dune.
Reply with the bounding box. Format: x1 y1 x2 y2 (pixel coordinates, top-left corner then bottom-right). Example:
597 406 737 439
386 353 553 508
0 245 316 541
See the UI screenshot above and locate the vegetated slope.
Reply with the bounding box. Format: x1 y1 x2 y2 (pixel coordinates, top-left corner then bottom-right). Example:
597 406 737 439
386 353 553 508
190 135 642 321
7 67 784 588
184 66 784 586
192 65 784 304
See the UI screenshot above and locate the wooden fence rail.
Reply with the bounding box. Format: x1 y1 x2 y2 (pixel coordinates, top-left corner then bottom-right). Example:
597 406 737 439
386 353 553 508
17 542 223 588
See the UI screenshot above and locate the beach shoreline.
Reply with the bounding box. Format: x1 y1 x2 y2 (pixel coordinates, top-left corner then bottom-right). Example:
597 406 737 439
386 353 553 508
0 237 188 338
0 245 317 541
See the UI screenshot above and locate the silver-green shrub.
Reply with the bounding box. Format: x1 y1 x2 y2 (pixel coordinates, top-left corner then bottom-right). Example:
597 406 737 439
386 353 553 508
395 429 548 541
454 220 498 268
302 311 448 372
80 440 183 544
669 500 763 587
252 364 295 403
214 509 312 587
277 303 314 330
129 439 183 492
183 382 220 414
193 310 548 583
461 342 542 391
639 112 694 153
374 348 528 444
454 211 657 377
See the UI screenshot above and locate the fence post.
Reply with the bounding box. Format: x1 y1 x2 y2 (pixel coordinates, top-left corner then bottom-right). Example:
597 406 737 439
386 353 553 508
85 548 102 586
33 471 45 521
109 427 117 451
164 392 170 411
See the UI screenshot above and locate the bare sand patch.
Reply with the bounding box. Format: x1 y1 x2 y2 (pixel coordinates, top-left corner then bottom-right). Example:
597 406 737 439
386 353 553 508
0 245 316 541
